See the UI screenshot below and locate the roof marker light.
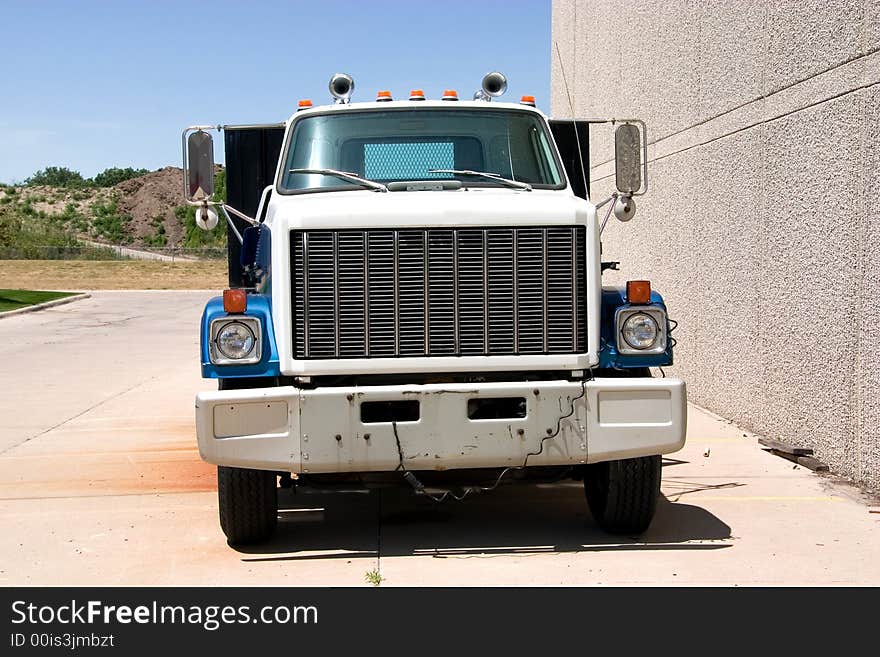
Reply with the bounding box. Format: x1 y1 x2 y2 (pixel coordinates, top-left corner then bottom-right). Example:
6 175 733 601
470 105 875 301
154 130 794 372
376 90 393 102
409 89 426 101
297 99 313 110
520 95 536 107
441 89 459 101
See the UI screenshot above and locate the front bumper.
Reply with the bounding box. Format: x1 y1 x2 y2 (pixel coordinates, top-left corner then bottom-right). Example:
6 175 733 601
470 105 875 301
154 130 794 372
195 378 687 473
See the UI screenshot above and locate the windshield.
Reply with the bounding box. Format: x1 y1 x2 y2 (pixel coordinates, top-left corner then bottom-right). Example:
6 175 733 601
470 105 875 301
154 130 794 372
278 108 564 193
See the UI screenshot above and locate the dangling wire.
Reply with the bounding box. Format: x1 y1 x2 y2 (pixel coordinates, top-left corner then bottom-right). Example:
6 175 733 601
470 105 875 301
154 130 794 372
392 379 588 503
667 317 679 350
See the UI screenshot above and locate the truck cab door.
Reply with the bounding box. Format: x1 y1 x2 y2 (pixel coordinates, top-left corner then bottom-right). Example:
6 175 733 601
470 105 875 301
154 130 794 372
549 120 591 200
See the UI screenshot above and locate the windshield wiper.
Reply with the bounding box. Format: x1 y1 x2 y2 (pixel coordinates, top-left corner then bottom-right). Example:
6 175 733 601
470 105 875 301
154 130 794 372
287 168 388 192
428 169 532 191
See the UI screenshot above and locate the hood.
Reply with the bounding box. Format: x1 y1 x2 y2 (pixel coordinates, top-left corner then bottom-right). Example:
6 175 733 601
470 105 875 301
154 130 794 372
265 188 591 230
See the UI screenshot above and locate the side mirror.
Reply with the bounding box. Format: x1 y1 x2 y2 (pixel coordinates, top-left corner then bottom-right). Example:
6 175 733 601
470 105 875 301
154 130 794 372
186 130 215 201
240 225 262 270
614 123 642 195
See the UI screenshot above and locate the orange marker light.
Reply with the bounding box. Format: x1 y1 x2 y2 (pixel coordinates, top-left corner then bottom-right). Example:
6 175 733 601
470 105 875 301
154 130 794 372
520 95 536 106
441 89 459 101
223 289 247 313
297 99 313 111
409 89 426 101
376 90 393 102
626 280 652 305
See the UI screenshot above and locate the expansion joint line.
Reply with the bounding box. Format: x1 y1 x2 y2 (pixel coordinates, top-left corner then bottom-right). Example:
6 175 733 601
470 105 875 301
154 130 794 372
0 375 160 456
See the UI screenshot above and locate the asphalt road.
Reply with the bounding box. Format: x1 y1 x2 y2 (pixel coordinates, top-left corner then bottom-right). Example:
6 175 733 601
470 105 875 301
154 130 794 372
1 291 878 585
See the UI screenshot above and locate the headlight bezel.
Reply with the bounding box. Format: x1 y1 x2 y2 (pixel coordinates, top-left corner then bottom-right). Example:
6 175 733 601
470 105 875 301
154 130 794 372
209 317 262 365
615 305 667 355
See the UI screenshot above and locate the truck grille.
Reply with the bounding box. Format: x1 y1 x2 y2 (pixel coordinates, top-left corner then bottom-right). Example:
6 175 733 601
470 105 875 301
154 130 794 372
291 227 587 359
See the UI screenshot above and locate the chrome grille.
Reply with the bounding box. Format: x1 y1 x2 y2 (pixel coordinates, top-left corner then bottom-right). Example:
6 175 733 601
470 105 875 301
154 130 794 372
291 227 587 359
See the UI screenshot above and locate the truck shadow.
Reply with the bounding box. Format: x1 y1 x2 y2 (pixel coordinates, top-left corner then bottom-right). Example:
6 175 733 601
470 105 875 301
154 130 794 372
236 475 734 561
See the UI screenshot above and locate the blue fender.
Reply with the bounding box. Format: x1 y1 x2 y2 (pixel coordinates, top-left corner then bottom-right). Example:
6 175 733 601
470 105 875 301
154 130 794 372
598 286 675 369
200 294 281 379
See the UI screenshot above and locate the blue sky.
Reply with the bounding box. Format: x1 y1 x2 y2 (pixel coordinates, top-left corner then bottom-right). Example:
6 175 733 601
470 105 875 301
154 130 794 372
0 0 551 183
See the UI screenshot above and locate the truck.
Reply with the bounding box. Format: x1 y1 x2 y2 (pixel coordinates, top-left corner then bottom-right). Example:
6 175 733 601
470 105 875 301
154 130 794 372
183 71 687 545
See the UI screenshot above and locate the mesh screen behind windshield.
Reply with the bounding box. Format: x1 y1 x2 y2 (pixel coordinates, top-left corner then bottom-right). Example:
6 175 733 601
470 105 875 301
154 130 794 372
363 141 454 180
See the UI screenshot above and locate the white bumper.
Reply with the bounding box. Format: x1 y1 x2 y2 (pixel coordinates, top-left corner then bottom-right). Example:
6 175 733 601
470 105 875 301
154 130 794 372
194 378 687 473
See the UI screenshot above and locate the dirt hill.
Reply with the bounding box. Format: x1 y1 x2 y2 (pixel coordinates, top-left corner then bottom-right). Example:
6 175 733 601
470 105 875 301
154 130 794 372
1 166 223 250
114 166 188 246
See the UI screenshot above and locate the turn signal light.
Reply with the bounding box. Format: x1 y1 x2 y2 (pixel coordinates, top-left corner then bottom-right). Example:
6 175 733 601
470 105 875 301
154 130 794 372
520 95 536 106
626 280 652 305
223 289 247 313
442 89 459 101
297 99 313 110
409 89 426 101
376 90 393 102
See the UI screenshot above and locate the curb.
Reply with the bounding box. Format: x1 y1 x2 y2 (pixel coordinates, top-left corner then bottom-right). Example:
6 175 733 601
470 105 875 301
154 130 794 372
0 293 91 319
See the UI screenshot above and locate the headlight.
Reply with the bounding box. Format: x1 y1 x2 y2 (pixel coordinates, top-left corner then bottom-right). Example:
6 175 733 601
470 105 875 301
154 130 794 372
217 322 256 359
210 317 262 364
616 306 667 355
622 313 659 349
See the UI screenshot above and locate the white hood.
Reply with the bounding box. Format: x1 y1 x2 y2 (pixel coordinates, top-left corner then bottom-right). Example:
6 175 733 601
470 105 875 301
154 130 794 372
265 188 591 230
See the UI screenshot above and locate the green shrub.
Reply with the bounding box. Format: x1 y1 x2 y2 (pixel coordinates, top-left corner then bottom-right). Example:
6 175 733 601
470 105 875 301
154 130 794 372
92 167 150 187
144 215 168 247
25 167 88 188
214 168 226 200
0 209 21 247
55 203 88 232
90 196 131 243
70 189 92 201
2 187 18 201
20 200 36 216
0 204 77 257
0 201 125 260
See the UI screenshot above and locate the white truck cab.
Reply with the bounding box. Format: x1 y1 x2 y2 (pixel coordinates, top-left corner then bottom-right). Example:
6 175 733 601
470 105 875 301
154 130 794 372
183 72 686 545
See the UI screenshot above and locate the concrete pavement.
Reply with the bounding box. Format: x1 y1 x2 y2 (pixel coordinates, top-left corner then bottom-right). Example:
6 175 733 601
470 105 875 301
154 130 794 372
0 291 877 585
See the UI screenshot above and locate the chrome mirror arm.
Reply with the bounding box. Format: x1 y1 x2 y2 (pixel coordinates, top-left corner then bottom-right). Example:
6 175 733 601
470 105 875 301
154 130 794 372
598 193 618 234
217 205 243 245
222 204 258 226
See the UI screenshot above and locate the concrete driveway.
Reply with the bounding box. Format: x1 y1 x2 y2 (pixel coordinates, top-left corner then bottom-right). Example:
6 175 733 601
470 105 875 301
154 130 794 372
1 291 877 585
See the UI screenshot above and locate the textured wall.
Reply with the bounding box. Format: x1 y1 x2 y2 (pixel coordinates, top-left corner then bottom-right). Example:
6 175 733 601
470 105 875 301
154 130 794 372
551 0 880 491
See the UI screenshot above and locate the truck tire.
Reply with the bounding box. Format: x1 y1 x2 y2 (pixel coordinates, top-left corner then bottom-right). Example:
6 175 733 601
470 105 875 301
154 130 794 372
583 455 661 535
217 466 278 545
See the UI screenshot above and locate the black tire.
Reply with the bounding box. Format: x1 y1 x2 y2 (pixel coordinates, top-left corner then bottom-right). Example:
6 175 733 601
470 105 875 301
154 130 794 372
217 466 278 545
583 455 661 534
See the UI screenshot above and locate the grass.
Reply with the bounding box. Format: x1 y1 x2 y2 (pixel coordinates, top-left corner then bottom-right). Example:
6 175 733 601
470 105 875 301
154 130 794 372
0 260 228 291
364 569 384 586
0 289 76 312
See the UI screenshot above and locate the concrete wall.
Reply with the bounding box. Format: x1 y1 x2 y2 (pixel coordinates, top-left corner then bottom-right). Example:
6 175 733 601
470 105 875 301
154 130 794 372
551 0 880 491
